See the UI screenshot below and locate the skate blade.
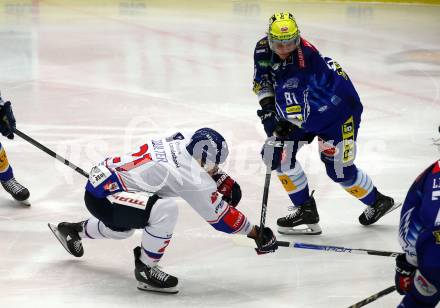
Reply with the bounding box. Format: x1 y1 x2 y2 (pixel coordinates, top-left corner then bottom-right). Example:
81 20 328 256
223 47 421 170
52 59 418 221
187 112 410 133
47 223 78 257
137 282 179 294
19 199 31 206
386 202 402 215
278 223 322 235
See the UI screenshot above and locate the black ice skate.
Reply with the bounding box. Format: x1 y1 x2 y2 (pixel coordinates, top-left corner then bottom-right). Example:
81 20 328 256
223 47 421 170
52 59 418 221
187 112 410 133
133 246 178 294
277 193 322 235
359 192 401 226
1 177 30 205
48 222 84 257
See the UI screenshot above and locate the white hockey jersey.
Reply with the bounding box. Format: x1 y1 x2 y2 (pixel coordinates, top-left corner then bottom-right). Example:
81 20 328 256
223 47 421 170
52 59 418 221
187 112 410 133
86 131 253 235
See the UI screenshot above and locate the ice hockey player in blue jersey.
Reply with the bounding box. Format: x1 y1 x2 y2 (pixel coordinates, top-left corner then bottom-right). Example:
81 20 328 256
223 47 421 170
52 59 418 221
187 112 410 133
395 131 440 308
0 93 30 205
48 128 278 294
253 12 397 235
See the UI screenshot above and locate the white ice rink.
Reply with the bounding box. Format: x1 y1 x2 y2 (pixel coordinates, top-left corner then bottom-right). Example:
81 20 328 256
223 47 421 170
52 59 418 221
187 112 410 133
0 1 439 307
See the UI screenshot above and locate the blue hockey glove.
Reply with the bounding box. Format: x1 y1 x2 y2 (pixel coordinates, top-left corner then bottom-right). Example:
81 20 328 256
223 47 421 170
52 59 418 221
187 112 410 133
395 253 416 295
261 136 284 171
248 226 278 255
0 99 16 139
306 74 341 110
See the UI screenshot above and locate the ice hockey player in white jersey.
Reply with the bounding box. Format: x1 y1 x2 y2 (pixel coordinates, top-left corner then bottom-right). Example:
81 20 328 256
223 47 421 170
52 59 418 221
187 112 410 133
49 128 278 294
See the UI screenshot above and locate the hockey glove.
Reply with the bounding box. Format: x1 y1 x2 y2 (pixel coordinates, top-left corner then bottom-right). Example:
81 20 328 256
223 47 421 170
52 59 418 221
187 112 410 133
257 108 278 138
248 226 278 255
261 136 284 171
306 74 341 111
0 99 16 139
395 253 416 295
273 119 296 139
211 171 242 207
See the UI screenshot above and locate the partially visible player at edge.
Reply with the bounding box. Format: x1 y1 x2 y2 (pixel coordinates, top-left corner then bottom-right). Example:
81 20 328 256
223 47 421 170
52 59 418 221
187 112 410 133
0 92 30 205
395 127 440 308
253 12 398 235
49 127 278 294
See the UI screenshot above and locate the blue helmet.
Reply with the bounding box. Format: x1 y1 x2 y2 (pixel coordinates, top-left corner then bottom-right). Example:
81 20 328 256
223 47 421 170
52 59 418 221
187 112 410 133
186 128 229 165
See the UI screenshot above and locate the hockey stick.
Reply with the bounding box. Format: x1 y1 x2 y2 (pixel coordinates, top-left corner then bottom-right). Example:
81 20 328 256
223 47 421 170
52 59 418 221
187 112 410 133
13 128 89 178
347 285 396 308
258 167 271 237
275 241 401 257
233 236 400 257
258 138 284 237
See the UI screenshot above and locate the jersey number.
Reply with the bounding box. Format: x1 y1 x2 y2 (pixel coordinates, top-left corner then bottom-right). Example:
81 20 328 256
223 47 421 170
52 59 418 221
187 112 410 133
114 144 153 172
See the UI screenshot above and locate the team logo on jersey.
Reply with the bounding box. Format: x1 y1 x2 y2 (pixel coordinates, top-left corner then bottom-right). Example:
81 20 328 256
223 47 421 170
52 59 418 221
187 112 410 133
283 78 299 89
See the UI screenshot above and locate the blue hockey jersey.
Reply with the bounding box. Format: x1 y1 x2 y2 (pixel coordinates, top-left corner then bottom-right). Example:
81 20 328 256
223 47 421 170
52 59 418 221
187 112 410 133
253 37 363 133
399 160 440 268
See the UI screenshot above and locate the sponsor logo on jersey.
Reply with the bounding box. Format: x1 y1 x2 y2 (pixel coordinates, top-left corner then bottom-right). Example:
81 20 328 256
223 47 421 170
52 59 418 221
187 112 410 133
257 60 271 67
0 147 10 172
211 191 219 204
325 57 348 80
272 63 280 71
214 200 224 214
113 194 146 208
342 116 355 163
89 165 111 188
297 46 305 69
169 143 180 168
433 230 440 244
414 271 438 296
318 105 328 113
286 105 301 113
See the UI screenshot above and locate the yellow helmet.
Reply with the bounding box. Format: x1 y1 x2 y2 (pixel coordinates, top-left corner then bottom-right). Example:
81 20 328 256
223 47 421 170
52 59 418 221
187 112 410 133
268 12 300 49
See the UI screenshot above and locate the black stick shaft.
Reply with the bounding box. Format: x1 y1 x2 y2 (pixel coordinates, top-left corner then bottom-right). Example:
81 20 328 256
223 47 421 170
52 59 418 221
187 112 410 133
259 167 271 237
14 128 89 178
348 286 396 308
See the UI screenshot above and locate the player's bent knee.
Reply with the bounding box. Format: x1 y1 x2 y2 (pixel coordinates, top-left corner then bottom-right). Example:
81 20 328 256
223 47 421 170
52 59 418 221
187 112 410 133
148 199 179 228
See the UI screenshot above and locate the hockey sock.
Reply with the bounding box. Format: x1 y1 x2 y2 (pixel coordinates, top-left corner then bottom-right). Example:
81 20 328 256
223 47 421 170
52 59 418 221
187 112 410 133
0 145 13 182
79 217 135 239
340 168 377 206
277 162 309 206
140 200 178 267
